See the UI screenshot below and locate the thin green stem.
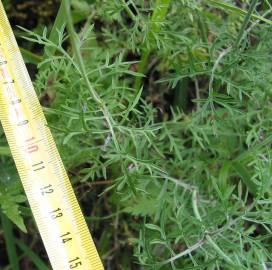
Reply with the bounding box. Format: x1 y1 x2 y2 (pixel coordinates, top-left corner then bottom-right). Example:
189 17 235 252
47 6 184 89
64 1 102 104
133 0 171 91
264 0 272 9
206 235 233 264
134 50 149 92
197 12 208 43
235 0 259 49
121 0 137 22
64 0 120 151
192 190 235 266
207 0 272 25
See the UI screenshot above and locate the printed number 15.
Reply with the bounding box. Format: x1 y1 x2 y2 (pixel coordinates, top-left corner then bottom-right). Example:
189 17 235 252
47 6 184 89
69 257 82 269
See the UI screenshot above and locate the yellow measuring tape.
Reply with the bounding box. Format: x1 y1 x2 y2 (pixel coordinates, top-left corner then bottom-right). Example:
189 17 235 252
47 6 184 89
0 2 104 269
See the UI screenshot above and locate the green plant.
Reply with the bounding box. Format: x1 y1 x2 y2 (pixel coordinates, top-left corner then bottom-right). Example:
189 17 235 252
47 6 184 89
1 0 272 269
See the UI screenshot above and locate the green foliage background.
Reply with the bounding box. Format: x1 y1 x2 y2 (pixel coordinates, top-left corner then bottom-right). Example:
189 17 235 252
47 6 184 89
1 0 272 269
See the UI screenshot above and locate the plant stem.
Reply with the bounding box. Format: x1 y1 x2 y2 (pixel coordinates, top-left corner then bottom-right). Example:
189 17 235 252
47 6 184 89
134 50 149 92
134 0 171 91
192 188 235 266
64 0 121 151
235 0 259 49
64 1 101 104
206 235 233 264
159 239 204 265
207 0 272 25
121 0 137 22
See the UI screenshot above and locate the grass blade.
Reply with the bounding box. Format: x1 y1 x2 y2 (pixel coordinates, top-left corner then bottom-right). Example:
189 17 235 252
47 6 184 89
1 213 20 270
0 146 11 156
20 47 42 65
43 0 66 59
15 239 49 270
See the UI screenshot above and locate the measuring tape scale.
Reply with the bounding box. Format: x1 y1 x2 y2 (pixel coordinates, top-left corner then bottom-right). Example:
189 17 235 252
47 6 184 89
0 2 104 269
